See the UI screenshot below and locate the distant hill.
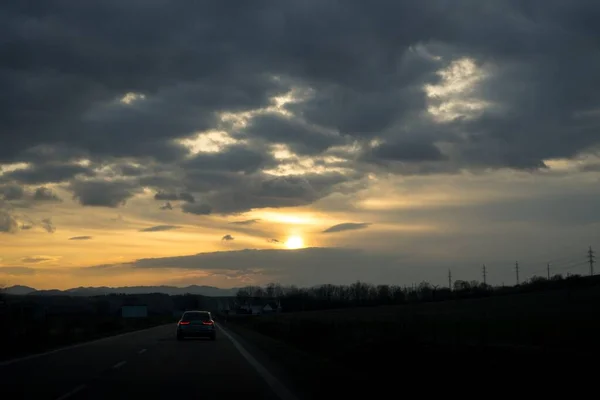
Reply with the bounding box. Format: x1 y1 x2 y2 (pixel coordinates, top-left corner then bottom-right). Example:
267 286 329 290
2 285 238 297
2 285 37 295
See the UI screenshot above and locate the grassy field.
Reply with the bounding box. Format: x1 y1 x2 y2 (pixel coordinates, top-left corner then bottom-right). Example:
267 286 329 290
226 284 600 389
0 313 175 361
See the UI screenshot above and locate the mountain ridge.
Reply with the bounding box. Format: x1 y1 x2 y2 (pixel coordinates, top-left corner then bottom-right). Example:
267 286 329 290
1 284 238 297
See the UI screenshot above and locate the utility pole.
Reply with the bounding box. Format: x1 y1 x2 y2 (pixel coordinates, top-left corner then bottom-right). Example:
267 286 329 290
547 263 550 280
448 269 452 290
482 264 487 285
588 246 595 276
515 261 520 285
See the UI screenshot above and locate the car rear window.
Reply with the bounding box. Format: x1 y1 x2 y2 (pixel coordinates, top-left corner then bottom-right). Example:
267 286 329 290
182 312 210 321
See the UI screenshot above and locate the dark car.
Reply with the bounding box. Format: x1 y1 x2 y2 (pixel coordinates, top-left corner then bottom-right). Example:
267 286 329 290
176 311 216 341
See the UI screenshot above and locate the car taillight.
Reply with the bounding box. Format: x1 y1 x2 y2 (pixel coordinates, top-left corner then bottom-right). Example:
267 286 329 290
179 321 190 325
202 321 214 326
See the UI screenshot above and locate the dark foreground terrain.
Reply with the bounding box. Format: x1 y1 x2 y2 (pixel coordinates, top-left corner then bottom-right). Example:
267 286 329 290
2 283 599 399
223 284 600 397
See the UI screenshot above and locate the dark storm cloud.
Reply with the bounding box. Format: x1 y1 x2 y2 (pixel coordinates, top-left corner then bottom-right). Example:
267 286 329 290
221 234 234 241
139 225 180 232
323 222 372 234
33 187 62 202
3 0 600 213
70 180 141 207
69 236 92 240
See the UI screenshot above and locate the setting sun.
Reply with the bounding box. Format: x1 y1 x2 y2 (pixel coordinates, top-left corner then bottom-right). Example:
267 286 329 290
285 235 304 249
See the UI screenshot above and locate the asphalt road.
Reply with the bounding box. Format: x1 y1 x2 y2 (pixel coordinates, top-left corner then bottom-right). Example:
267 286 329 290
0 324 287 400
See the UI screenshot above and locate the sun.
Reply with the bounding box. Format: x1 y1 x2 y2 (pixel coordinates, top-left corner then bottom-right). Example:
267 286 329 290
285 235 304 249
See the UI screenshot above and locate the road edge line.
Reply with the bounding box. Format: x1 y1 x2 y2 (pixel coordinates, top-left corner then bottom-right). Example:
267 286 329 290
217 323 298 400
0 323 173 367
54 384 87 400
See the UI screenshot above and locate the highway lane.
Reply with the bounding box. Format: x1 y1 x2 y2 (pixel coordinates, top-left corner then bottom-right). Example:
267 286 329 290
1 324 285 400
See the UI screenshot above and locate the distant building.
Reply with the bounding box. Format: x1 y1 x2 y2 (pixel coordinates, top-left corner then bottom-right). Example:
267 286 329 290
121 305 148 318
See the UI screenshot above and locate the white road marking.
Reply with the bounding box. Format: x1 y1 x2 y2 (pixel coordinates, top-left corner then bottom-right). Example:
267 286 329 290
112 360 127 369
138 348 147 354
0 323 173 367
217 323 298 400
54 384 86 400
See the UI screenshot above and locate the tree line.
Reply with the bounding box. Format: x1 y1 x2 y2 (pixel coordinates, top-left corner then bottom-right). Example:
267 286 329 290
235 273 599 312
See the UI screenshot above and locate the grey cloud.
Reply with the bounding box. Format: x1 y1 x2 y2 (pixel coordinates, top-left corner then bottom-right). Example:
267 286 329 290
154 192 179 201
221 234 234 241
178 193 195 203
19 145 89 165
119 247 402 286
196 172 358 215
69 236 92 240
182 145 275 174
1 185 25 201
323 222 371 233
139 225 180 232
369 141 446 163
70 180 141 207
40 218 55 233
267 238 280 243
230 219 261 225
117 164 146 177
3 164 93 185
154 192 195 203
21 256 52 263
2 0 600 212
181 202 212 215
239 113 343 155
160 202 173 210
130 247 386 271
33 187 62 202
0 211 19 233
181 170 247 193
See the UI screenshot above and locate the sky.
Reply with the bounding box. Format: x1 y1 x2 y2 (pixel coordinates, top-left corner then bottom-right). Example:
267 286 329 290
2 1 600 290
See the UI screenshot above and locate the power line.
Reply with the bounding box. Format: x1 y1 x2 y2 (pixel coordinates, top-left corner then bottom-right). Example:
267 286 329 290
525 256 587 277
482 264 487 285
588 246 595 276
